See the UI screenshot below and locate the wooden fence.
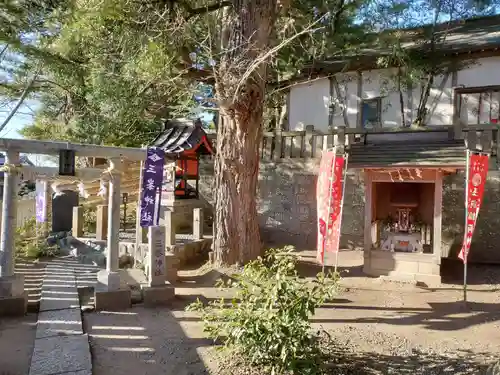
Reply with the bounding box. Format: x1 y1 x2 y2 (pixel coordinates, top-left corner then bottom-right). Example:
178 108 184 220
207 124 500 161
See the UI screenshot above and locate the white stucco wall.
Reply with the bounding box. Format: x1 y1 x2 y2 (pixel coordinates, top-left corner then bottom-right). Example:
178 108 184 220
287 79 330 131
288 56 500 132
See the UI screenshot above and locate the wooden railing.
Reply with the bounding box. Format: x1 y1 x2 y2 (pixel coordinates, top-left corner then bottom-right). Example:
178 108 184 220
206 124 500 161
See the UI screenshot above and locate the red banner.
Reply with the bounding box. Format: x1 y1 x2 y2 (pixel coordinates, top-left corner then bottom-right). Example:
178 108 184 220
317 152 345 264
458 153 489 263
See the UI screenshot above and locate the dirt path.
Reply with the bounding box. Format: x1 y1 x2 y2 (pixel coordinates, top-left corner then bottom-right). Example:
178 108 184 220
0 314 38 375
85 250 500 374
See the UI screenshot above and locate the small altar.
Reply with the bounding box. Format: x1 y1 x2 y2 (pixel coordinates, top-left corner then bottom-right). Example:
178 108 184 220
362 168 444 287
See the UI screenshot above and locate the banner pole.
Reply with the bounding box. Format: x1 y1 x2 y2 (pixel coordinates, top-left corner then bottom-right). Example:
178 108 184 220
334 152 349 274
323 146 337 273
463 149 470 304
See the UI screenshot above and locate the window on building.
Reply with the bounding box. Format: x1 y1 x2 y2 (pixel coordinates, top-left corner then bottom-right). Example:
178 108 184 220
361 98 381 129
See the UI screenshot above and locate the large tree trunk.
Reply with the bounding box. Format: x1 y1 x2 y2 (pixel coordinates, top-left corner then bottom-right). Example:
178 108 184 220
213 0 276 265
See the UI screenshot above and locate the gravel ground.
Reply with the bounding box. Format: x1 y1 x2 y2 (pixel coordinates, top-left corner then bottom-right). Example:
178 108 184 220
84 250 500 375
0 313 38 375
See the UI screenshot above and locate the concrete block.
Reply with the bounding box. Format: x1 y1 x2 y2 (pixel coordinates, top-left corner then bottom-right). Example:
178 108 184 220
0 274 25 297
72 206 84 237
394 260 419 274
96 205 108 241
40 277 80 312
0 293 27 316
141 285 175 307
29 334 92 375
96 270 121 290
94 288 131 311
36 308 83 339
417 261 440 275
193 208 203 240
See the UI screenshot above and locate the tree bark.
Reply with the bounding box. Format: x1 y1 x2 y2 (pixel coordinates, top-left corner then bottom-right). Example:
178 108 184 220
397 67 406 127
213 0 276 265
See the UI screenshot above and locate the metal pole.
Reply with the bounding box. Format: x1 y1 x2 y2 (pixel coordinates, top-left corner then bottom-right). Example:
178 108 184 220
322 146 337 273
463 149 470 303
334 152 349 274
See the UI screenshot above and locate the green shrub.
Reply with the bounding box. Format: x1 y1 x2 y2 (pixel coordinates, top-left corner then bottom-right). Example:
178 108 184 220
15 217 58 259
187 246 339 375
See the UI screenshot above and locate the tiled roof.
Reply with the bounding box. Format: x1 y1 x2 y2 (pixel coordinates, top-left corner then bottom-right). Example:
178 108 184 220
348 139 466 168
151 118 214 155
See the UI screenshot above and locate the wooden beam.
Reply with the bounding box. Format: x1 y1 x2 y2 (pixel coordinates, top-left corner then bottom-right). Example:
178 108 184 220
433 171 443 262
0 138 147 160
364 172 373 253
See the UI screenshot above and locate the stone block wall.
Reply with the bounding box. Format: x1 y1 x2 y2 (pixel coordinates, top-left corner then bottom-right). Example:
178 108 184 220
442 171 500 263
200 161 500 264
199 160 365 251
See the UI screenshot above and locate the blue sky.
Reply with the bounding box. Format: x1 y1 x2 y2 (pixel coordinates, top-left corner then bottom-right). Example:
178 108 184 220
0 109 30 139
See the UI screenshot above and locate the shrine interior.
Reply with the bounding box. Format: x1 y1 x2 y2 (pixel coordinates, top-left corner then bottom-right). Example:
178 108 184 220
372 181 435 254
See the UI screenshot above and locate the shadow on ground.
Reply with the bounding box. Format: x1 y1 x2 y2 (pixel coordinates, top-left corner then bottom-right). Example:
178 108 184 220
313 299 500 332
323 342 492 375
84 306 214 375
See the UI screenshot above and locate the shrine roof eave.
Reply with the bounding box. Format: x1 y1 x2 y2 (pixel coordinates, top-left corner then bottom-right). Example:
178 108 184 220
151 118 214 156
350 163 466 170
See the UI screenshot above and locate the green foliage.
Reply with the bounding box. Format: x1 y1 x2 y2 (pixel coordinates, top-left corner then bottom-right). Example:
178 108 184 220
369 0 500 127
187 246 339 375
82 205 97 234
15 217 58 259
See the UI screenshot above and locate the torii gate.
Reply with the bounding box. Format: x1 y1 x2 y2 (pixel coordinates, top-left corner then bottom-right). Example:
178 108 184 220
0 138 149 315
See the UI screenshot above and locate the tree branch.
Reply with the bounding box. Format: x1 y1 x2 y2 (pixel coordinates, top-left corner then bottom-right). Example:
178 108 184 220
181 0 232 20
0 70 40 133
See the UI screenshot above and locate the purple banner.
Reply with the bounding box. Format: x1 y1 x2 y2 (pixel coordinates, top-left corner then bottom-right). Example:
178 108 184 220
35 180 47 223
140 147 165 227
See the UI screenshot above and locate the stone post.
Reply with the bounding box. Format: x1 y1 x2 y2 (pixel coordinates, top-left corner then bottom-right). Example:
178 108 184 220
95 158 131 311
42 179 51 237
106 159 121 275
142 225 174 306
193 208 203 240
0 150 26 316
164 210 176 246
72 206 84 237
96 204 108 240
135 160 148 246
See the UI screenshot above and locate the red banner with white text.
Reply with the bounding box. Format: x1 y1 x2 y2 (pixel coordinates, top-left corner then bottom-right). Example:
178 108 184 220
458 153 489 264
317 152 345 264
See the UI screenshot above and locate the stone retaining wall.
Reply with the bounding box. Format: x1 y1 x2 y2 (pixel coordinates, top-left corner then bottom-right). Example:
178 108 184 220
200 161 500 264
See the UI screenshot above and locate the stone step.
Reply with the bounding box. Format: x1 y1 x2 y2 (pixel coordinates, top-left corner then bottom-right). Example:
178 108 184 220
29 258 93 375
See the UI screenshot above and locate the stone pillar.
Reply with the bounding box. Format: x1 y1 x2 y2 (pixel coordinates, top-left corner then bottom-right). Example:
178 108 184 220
0 150 26 316
96 204 108 240
42 179 51 236
72 206 84 237
135 160 148 246
165 210 176 246
95 158 131 311
193 208 203 240
142 225 174 306
363 172 373 274
106 159 121 275
165 253 179 283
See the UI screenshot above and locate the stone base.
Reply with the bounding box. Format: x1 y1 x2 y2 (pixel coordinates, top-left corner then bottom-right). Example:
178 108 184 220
141 285 175 307
97 270 121 290
0 274 24 297
364 250 441 288
94 288 131 311
0 292 28 316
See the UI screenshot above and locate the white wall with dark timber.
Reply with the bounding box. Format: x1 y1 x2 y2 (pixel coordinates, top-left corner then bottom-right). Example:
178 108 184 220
287 78 330 130
288 56 500 132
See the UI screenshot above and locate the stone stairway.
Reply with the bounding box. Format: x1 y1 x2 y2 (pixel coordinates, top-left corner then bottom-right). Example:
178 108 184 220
29 257 96 375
